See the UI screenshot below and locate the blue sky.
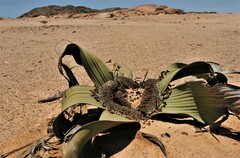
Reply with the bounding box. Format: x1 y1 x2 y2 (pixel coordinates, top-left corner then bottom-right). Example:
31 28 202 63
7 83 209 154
0 0 239 18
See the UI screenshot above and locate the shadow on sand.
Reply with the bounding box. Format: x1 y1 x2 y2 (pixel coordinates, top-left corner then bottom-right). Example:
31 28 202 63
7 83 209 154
151 114 240 141
81 123 141 157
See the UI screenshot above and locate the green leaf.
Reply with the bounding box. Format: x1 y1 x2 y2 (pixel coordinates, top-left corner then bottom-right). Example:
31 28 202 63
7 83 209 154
113 63 133 79
158 69 179 92
158 61 214 92
193 62 240 85
99 110 133 122
161 81 229 124
171 62 214 81
208 62 240 74
64 111 139 158
213 84 240 114
61 85 104 111
164 62 187 71
53 85 104 139
66 60 80 69
80 48 113 87
61 63 79 86
60 43 113 87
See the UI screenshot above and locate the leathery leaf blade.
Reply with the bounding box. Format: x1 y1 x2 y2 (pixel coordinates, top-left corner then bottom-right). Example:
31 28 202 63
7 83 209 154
158 61 214 92
213 84 240 114
66 60 79 69
99 110 134 121
81 48 113 87
53 85 104 139
163 62 187 72
162 81 228 125
113 63 133 79
61 85 104 111
208 62 240 74
64 111 139 158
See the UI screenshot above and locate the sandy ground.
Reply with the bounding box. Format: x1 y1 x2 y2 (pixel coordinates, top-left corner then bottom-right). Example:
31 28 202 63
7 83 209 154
0 14 240 157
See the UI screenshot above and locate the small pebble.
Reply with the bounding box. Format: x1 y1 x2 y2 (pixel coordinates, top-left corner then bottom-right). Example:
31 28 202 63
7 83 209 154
181 132 188 136
161 132 171 138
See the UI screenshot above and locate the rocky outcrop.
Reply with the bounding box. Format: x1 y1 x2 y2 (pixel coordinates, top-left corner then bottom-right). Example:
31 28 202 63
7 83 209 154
18 4 186 19
18 5 123 18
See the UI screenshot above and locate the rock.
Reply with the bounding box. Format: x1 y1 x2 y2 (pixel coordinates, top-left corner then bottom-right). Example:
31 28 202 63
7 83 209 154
134 4 158 12
164 8 185 14
97 12 114 18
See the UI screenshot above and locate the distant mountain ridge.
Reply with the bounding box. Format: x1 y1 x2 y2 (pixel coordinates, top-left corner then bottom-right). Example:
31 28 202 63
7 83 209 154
18 4 218 18
18 5 124 18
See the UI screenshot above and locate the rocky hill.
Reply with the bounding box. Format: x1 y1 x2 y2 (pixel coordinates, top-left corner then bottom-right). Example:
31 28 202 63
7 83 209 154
18 5 124 18
18 4 185 18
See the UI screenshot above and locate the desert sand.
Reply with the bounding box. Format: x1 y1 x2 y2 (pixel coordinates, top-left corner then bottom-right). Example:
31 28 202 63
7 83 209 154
0 13 240 157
